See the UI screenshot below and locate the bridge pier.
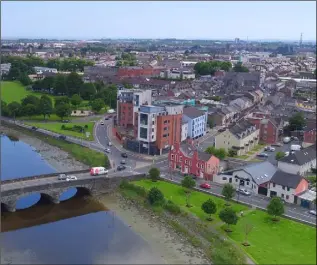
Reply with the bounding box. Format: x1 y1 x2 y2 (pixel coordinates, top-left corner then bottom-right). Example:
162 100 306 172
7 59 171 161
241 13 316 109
3 200 16 213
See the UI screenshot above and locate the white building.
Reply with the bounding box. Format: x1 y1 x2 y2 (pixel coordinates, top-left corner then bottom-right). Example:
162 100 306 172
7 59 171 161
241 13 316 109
182 107 207 139
181 122 188 142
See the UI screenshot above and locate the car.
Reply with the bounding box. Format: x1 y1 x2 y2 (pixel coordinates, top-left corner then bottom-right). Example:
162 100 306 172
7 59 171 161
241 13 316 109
58 135 66 140
100 121 104 125
236 188 251 196
62 120 69 123
66 175 77 181
121 153 128 158
104 148 111 153
264 146 275 152
309 210 316 216
200 183 211 189
120 160 126 164
31 126 37 130
293 137 299 141
272 142 283 147
58 174 67 180
257 152 269 158
117 165 126 171
108 142 112 146
284 151 290 156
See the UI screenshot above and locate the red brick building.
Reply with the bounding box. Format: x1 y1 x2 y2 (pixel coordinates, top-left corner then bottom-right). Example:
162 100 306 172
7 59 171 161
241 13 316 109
168 142 220 180
303 120 317 148
117 67 161 78
246 113 282 144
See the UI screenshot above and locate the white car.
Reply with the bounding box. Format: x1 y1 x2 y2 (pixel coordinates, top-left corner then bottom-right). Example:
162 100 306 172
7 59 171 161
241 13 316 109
100 121 104 125
104 148 111 153
236 188 251 196
58 174 67 180
66 175 77 181
108 142 112 146
309 210 316 216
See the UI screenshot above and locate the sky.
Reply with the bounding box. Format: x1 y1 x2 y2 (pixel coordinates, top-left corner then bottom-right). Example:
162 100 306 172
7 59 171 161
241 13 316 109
1 1 316 41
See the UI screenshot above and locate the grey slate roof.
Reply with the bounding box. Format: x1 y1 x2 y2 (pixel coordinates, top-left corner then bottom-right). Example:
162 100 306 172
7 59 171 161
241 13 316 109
180 143 213 162
270 170 304 189
183 107 205 119
230 161 277 185
229 120 257 139
279 144 316 166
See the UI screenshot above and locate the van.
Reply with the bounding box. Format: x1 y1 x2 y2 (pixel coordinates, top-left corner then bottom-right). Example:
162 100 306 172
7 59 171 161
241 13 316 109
90 167 109 176
290 145 301 151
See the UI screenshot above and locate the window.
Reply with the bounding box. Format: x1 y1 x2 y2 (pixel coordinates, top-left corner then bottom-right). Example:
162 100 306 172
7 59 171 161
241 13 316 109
247 181 249 185
229 178 232 183
164 127 168 131
273 183 275 187
281 194 284 198
185 160 188 165
235 178 238 182
152 128 154 132
152 121 155 125
151 135 154 139
282 186 285 190
286 195 289 200
171 154 174 160
287 187 290 191
222 177 227 180
179 156 182 162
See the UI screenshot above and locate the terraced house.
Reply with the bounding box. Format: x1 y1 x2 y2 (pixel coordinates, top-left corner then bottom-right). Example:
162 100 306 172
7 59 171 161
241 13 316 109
214 120 260 156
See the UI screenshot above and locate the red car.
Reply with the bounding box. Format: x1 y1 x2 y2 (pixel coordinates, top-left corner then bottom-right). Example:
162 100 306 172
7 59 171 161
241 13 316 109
200 183 211 189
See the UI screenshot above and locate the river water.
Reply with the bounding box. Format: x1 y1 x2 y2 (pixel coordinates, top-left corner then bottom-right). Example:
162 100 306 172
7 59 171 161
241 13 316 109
1 135 164 264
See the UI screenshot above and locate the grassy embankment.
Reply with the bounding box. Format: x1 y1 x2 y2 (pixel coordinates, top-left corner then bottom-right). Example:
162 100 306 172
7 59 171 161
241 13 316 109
25 122 95 141
1 121 109 168
121 179 316 265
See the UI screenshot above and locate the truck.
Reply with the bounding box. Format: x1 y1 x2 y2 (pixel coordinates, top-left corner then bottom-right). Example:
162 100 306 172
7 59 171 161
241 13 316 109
90 167 109 176
290 144 301 151
283 137 291 144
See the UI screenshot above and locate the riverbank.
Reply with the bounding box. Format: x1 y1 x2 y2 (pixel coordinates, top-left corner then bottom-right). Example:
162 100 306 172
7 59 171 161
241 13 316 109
99 192 210 265
0 126 88 172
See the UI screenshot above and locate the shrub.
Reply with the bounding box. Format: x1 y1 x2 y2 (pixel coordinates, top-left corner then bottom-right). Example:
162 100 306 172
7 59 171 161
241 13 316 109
84 124 88 129
148 187 164 205
61 124 66 130
163 200 181 215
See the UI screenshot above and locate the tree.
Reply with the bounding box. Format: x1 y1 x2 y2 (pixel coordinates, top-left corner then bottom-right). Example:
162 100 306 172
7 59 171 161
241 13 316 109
66 72 84 96
70 94 82 108
38 95 53 120
181 175 196 207
91 98 105 112
22 104 37 118
1 100 10 116
149 167 160 182
222 184 235 206
55 96 70 106
242 222 253 246
80 83 97 100
55 103 71 120
7 66 21 80
219 207 238 232
148 187 164 206
233 62 249 72
18 72 32 86
307 175 316 188
205 146 227 160
289 112 306 131
53 74 68 95
267 197 284 221
275 151 286 160
7 101 21 119
201 199 217 221
228 149 237 157
21 95 40 108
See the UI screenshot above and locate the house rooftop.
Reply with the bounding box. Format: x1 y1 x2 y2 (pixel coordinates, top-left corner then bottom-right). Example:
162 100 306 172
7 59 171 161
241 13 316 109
228 120 257 139
183 107 205 119
279 144 316 166
270 170 304 189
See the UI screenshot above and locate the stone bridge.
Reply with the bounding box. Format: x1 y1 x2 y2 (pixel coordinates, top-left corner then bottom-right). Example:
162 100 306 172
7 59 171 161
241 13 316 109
1 174 147 212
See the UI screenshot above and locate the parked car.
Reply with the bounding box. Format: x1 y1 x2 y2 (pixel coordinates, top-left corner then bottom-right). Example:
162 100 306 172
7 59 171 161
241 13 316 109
290 144 301 151
104 116 109 120
236 188 251 196
66 175 77 181
121 153 128 158
283 137 291 144
108 142 112 146
100 121 104 125
58 174 67 180
104 148 111 153
62 120 69 123
257 152 269 158
272 142 283 147
58 135 66 140
117 165 126 171
264 146 275 152
90 167 108 176
200 183 211 189
120 160 126 164
31 126 37 130
284 151 290 156
309 210 316 216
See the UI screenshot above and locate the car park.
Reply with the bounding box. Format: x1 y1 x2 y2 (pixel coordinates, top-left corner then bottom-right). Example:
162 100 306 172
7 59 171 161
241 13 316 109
236 188 251 196
200 183 211 189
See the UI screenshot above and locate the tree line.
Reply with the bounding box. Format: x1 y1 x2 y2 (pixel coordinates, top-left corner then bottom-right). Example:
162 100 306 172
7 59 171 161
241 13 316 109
194 61 232 76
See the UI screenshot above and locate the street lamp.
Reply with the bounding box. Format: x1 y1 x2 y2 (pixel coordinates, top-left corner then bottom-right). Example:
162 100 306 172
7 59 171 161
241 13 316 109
234 175 250 202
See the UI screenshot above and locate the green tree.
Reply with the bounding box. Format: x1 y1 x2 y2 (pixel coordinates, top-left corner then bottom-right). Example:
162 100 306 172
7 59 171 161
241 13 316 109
70 94 82 108
22 104 37 118
7 101 21 119
222 184 235 206
275 151 286 161
149 167 160 182
148 187 164 206
66 72 84 96
18 72 32 86
181 175 196 207
39 95 53 120
219 207 238 232
1 100 10 116
267 197 284 221
55 103 71 120
55 96 70 106
307 175 316 188
205 146 227 160
228 149 237 157
41 76 55 91
201 199 217 221
91 98 105 113
7 66 21 80
21 95 40 108
80 83 97 100
289 112 306 131
233 62 249 72
53 74 68 95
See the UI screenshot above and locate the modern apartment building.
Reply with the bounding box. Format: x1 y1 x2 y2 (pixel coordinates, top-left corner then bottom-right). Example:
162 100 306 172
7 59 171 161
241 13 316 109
182 107 208 139
137 103 184 155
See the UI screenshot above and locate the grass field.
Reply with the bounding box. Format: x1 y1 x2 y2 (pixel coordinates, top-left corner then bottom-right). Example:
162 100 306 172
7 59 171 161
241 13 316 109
18 114 74 121
1 81 55 104
25 122 95 140
133 180 316 265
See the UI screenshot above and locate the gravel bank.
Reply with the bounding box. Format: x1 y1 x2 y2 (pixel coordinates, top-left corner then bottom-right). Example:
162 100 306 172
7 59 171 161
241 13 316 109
0 126 88 172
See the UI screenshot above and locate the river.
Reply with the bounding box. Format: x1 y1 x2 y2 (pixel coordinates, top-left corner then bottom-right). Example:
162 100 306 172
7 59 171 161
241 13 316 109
1 135 164 264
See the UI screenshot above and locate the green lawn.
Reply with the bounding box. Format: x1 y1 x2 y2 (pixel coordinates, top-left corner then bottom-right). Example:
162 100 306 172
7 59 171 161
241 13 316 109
25 122 95 141
1 81 55 104
226 210 316 264
133 180 316 265
133 179 247 222
18 114 74 121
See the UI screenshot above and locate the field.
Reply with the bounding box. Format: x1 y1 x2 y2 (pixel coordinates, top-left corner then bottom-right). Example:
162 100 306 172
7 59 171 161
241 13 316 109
25 122 95 140
133 180 316 265
1 81 55 104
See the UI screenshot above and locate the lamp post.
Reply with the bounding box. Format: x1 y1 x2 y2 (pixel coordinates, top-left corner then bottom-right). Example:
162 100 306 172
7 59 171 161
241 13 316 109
234 176 250 202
